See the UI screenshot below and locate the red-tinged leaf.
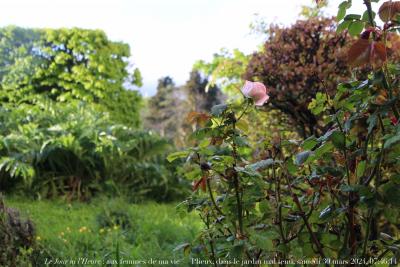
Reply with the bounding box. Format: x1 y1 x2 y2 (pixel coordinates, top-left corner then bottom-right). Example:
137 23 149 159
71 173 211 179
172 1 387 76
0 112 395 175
186 111 211 126
390 115 399 125
348 39 371 67
378 1 400 22
371 42 387 67
200 176 207 192
348 39 387 68
211 137 223 146
192 179 201 192
192 176 207 192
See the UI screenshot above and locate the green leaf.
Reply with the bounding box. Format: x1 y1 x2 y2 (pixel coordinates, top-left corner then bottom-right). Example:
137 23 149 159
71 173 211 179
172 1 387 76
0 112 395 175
308 92 327 115
287 160 298 175
391 174 400 184
380 182 400 207
233 136 249 147
167 150 189 162
252 232 274 250
229 243 244 259
199 138 211 148
356 160 366 178
384 134 400 150
211 104 228 116
367 113 377 134
337 1 350 21
337 20 351 33
313 142 334 159
348 21 364 36
330 131 345 150
302 243 315 257
362 10 375 22
302 136 318 150
344 14 362 21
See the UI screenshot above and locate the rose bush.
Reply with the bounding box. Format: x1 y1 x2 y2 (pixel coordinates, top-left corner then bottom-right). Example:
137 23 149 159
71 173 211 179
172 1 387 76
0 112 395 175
171 0 400 264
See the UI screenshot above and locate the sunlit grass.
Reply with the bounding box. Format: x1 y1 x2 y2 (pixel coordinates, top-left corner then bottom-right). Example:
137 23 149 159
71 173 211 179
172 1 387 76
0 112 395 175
5 197 201 266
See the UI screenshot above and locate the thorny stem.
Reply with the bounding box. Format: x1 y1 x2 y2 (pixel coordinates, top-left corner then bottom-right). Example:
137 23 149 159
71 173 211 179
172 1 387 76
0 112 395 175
206 178 225 216
237 99 251 122
282 171 326 260
231 117 244 236
272 161 286 260
363 0 375 28
362 208 374 260
205 214 219 267
319 78 356 248
335 116 357 255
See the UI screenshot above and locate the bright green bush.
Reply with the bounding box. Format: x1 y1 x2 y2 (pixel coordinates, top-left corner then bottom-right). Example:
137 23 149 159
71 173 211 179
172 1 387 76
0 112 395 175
0 26 142 126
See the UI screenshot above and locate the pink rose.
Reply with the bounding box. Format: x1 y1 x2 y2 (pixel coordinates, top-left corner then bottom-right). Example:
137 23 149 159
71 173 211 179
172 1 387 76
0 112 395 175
241 81 270 106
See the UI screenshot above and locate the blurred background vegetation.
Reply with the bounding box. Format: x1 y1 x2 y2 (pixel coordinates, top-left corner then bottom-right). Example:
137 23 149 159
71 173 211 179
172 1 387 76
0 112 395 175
1 0 399 265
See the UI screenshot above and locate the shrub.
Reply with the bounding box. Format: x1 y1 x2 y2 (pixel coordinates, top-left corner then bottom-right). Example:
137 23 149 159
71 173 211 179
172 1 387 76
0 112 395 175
0 26 142 126
173 1 400 263
0 101 185 201
0 195 35 266
244 17 351 137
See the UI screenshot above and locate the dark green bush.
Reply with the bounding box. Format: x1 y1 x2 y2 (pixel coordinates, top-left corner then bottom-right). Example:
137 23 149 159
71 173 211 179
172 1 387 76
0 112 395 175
0 196 36 266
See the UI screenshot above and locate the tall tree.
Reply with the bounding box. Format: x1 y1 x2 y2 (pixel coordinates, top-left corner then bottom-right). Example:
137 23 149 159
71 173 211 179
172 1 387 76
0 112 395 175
184 70 223 112
0 26 142 126
145 77 187 145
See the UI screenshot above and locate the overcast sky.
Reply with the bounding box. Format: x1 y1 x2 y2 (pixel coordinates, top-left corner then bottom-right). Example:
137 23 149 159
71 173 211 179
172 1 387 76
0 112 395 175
0 0 368 96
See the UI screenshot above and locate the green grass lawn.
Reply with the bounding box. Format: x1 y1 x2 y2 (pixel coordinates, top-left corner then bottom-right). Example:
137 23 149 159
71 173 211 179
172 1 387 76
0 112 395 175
5 197 201 266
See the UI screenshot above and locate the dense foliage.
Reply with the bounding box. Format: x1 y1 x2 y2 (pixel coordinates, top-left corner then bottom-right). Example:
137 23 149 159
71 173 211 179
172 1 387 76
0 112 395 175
0 26 187 201
244 17 351 138
172 0 400 265
0 26 142 126
0 100 185 201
